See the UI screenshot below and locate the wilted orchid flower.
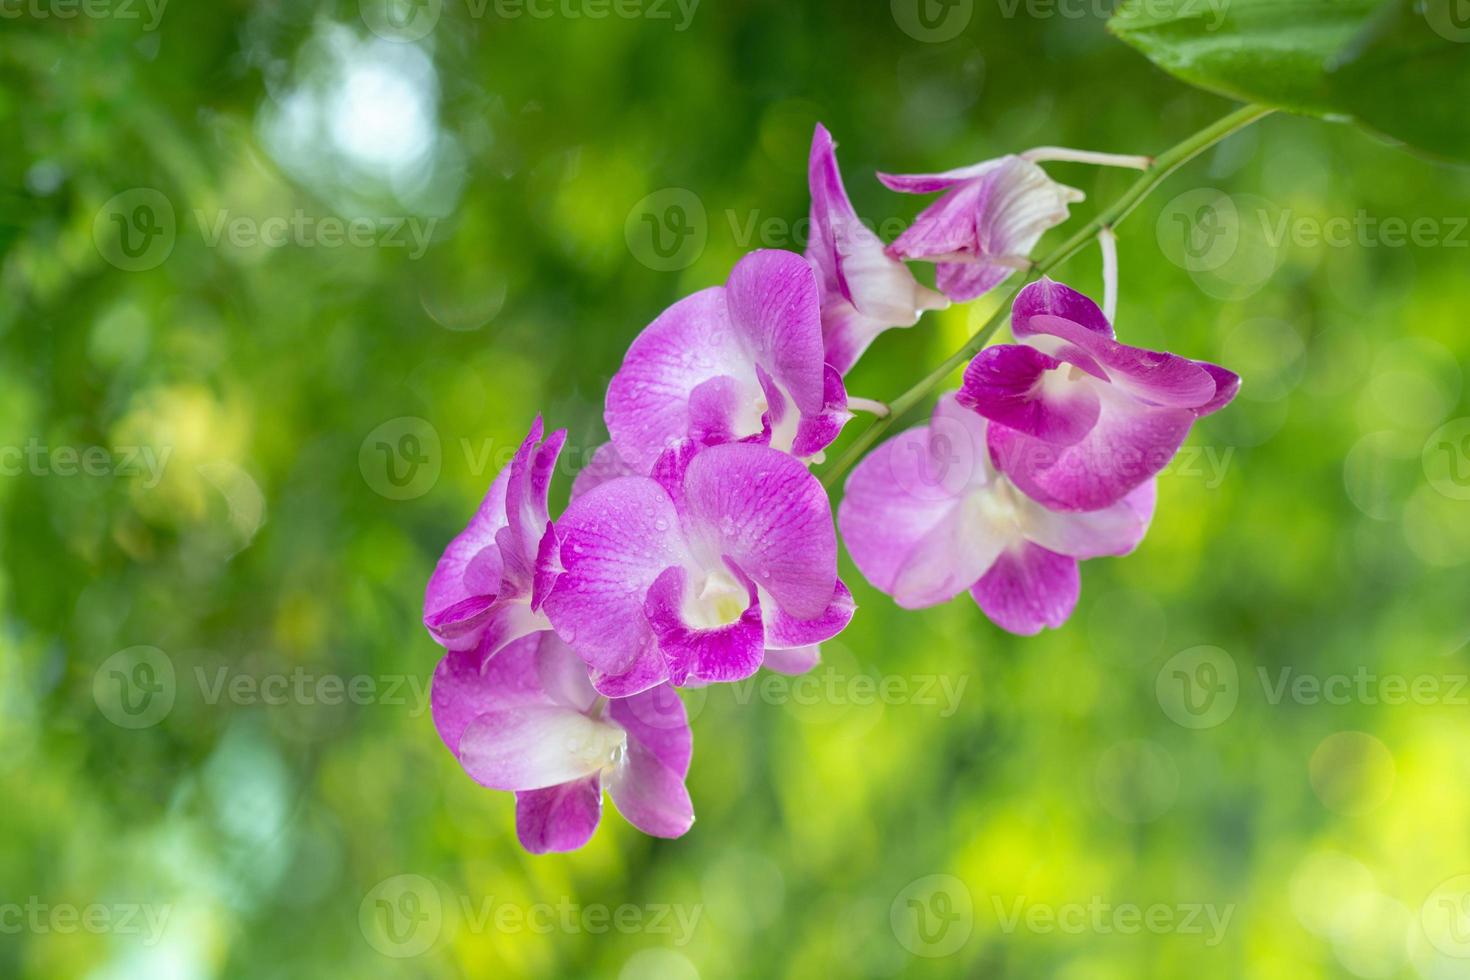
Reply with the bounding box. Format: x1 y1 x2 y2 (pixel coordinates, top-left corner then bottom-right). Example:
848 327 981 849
431 631 693 853
423 417 563 658
605 249 849 473
838 394 1155 635
806 123 948 375
879 148 1150 302
541 441 855 696
961 278 1239 511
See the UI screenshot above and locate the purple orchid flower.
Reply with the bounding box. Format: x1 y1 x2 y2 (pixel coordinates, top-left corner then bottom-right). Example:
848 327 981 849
806 123 948 375
960 278 1239 512
605 249 850 473
540 441 855 696
879 148 1150 303
423 417 563 659
431 630 693 853
838 394 1156 635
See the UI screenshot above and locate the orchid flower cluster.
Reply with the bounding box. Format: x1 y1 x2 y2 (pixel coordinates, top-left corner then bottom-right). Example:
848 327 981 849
422 124 1239 852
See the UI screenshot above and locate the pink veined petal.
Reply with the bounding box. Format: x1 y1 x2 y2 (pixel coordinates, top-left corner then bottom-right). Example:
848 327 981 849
590 635 669 698
606 740 695 840
531 522 559 612
423 591 498 648
505 423 566 570
515 777 603 854
1015 478 1157 560
605 286 746 473
807 123 859 306
887 159 1081 303
1012 276 1114 339
689 375 761 448
541 477 691 677
987 393 1197 512
763 579 856 649
608 684 692 776
958 344 1102 446
763 645 821 675
572 442 637 500
724 250 826 415
1026 314 1218 409
681 443 840 620
430 633 549 758
819 300 888 378
876 158 1009 195
887 179 992 267
838 400 1008 609
791 364 852 460
650 440 704 508
643 565 766 686
839 227 948 328
535 632 598 713
466 599 552 663
974 158 1083 265
1194 362 1242 417
458 703 627 792
423 468 510 648
806 124 947 375
969 542 1080 636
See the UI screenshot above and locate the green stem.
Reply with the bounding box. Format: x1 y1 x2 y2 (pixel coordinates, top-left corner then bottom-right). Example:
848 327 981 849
819 103 1274 489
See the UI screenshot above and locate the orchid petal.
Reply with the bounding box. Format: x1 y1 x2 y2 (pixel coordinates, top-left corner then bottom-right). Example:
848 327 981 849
725 250 826 415
606 740 695 839
969 543 1080 635
958 344 1102 446
541 476 690 676
643 565 766 685
458 704 626 792
681 443 840 620
515 777 603 854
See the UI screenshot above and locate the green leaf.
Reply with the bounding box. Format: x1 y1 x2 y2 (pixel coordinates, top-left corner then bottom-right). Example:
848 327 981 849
1109 0 1470 162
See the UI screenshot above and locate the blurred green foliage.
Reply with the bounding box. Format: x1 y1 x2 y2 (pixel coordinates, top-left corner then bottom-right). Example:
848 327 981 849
1 1 1469 977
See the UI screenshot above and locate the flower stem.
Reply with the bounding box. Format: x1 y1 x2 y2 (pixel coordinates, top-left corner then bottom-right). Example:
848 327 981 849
1098 226 1119 324
819 103 1274 490
846 396 891 417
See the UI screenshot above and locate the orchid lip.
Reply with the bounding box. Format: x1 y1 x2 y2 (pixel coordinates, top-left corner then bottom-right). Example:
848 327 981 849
685 564 750 628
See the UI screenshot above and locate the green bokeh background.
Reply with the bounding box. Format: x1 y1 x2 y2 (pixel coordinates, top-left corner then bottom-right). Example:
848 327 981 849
3 1 1470 977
